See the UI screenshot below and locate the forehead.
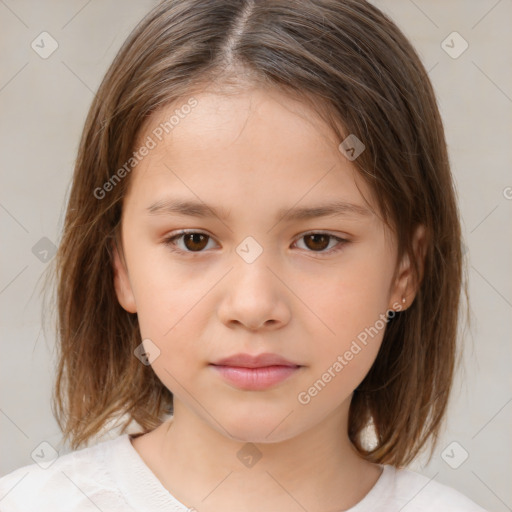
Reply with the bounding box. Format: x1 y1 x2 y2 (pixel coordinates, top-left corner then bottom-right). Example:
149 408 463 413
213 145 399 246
138 86 340 154
126 87 379 219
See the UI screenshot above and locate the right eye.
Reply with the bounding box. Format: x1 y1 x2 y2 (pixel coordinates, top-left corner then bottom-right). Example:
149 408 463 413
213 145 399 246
162 230 218 254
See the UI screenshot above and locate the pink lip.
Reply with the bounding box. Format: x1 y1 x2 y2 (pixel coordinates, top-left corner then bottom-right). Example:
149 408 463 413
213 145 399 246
210 353 301 390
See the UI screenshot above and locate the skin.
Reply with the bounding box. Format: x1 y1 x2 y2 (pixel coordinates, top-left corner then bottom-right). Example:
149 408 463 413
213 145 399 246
112 85 424 512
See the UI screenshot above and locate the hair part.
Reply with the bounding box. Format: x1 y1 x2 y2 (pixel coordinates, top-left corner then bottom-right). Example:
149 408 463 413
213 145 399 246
45 0 467 466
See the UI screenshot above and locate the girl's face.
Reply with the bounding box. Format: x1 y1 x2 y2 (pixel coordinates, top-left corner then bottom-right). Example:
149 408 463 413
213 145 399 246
113 86 414 443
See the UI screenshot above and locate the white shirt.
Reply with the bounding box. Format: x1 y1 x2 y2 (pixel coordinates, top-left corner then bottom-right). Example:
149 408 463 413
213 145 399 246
0 433 487 511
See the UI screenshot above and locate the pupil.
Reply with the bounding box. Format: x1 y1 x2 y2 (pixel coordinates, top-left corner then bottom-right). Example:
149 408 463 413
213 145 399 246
307 234 329 251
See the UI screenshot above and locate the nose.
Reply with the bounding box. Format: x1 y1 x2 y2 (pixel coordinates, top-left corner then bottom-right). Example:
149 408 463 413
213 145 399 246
217 255 291 331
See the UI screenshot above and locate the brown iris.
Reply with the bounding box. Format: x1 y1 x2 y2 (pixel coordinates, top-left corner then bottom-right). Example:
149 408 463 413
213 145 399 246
182 233 209 251
303 234 330 251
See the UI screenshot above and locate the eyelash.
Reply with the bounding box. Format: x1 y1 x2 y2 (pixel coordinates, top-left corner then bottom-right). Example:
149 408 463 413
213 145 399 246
162 230 348 257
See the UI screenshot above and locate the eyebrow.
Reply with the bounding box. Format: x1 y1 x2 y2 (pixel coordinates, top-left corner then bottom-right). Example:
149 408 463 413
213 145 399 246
146 197 372 221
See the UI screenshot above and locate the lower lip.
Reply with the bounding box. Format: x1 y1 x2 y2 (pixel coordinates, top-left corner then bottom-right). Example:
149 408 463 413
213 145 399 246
210 365 300 390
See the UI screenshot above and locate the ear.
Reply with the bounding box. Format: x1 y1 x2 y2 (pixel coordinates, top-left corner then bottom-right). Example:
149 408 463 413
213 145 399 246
111 238 137 314
389 224 427 312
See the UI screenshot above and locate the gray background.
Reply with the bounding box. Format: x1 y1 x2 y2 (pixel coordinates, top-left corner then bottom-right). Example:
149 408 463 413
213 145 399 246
0 1 511 511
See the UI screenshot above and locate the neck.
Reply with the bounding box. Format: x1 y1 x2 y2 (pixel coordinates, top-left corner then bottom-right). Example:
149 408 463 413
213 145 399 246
135 399 383 512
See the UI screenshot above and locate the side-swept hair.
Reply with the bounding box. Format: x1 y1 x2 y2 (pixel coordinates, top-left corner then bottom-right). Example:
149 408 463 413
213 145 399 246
45 0 465 466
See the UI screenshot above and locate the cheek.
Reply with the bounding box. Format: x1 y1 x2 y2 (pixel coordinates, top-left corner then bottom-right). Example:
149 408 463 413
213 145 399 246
315 256 393 338
304 257 393 384
135 280 209 392
136 285 207 359
125 259 207 370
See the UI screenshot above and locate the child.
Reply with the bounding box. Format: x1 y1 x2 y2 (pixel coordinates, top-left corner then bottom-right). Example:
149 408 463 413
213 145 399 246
0 0 488 510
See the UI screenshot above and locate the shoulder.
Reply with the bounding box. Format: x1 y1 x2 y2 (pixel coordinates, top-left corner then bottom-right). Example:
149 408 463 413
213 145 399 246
0 435 130 512
390 466 488 511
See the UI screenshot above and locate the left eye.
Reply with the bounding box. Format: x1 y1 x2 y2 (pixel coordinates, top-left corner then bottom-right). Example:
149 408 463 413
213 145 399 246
294 233 346 253
163 231 347 255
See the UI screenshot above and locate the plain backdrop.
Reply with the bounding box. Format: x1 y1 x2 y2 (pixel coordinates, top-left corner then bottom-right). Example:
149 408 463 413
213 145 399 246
0 1 511 511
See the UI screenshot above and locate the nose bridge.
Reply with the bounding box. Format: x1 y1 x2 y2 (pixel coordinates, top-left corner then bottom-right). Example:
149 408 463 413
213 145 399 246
235 234 268 266
216 236 290 330
231 234 277 290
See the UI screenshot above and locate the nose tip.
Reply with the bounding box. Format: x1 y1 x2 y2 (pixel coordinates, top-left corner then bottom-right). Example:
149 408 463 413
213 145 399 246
217 258 291 331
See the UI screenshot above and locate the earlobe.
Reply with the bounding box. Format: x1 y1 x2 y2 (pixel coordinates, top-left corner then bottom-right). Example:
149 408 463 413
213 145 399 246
111 239 137 314
389 224 427 311
392 255 413 311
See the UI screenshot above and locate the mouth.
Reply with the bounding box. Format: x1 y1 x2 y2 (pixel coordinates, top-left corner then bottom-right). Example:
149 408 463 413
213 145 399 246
209 353 302 391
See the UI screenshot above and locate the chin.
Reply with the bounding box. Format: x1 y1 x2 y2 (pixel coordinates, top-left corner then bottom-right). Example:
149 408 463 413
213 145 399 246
209 408 299 445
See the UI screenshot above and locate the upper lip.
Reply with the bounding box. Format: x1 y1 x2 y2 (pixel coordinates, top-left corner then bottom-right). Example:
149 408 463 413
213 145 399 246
211 353 300 368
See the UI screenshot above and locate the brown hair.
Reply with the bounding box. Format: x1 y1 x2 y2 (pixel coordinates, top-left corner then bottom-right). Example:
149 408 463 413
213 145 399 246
45 0 466 466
